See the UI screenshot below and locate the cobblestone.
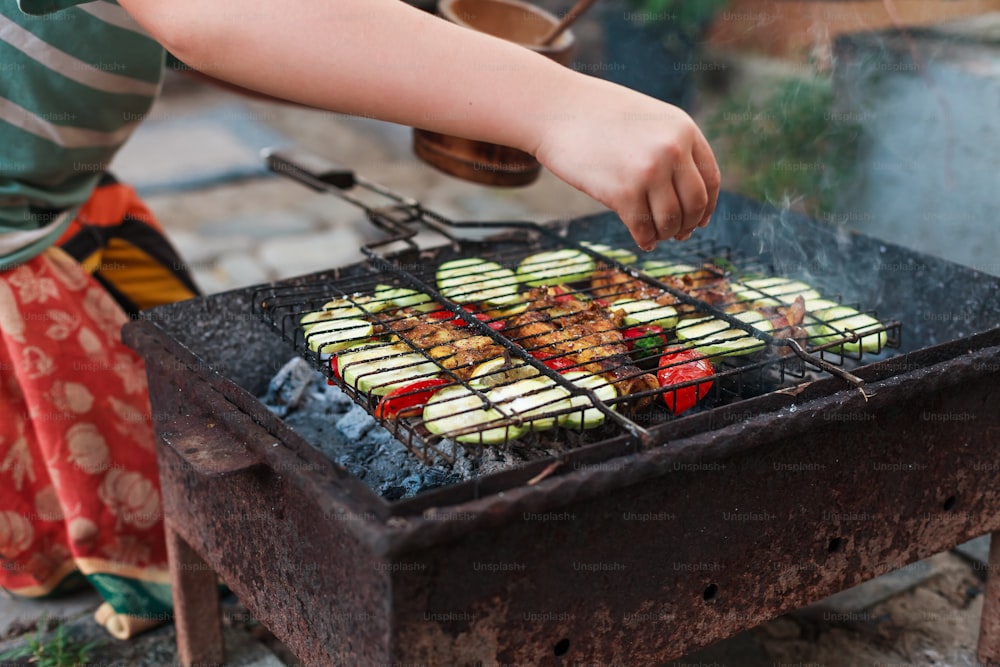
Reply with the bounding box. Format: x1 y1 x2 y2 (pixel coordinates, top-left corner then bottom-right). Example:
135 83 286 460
215 251 272 288
197 210 319 239
257 226 367 281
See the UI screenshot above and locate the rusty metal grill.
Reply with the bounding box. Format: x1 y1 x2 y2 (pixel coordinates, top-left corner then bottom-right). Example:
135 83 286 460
252 150 901 464
123 149 1000 667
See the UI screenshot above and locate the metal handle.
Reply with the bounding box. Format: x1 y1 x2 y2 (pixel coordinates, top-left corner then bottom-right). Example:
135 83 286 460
262 147 356 191
158 415 261 478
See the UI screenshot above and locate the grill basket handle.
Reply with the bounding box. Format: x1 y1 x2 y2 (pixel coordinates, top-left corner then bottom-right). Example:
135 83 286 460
262 148 356 191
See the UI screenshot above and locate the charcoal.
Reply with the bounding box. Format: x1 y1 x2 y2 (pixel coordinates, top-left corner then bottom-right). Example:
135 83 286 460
264 359 561 499
335 404 376 440
335 455 369 480
261 357 316 417
378 483 408 501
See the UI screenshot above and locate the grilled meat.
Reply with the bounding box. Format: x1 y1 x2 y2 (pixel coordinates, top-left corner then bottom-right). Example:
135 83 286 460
383 310 505 379
590 264 749 312
591 269 672 303
765 296 809 353
504 288 659 408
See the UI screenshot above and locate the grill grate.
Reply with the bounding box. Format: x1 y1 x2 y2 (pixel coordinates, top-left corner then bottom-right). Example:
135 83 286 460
252 151 901 464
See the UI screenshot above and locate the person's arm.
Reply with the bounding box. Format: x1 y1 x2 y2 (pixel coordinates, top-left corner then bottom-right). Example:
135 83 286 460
118 0 720 249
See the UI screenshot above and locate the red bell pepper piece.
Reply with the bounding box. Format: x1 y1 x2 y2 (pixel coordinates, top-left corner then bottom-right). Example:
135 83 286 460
529 350 576 371
550 285 579 304
427 305 503 329
656 347 715 415
375 378 451 419
623 325 667 359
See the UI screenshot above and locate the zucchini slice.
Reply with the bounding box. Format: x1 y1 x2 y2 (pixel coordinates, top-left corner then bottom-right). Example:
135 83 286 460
469 357 540 388
559 371 617 430
373 284 438 312
423 384 527 445
810 306 887 353
804 298 840 312
436 258 520 305
581 242 638 266
675 311 774 357
486 377 572 432
732 278 822 307
304 318 374 354
300 295 385 332
517 249 596 287
611 299 679 329
338 343 440 395
642 260 698 278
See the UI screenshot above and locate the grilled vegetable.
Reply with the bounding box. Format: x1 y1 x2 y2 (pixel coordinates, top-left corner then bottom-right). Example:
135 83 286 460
641 260 698 278
612 299 679 329
581 242 638 266
469 357 540 387
423 384 527 444
338 343 440 395
425 305 504 330
810 306 887 353
300 296 386 332
373 284 437 312
802 298 840 312
559 371 617 430
732 278 822 307
675 311 774 357
486 377 572 432
304 318 374 354
505 286 660 405
529 351 577 372
375 378 451 419
656 348 715 414
622 325 667 362
517 249 596 287
436 258 520 305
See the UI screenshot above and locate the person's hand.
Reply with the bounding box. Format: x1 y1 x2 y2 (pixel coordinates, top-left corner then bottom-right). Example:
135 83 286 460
532 79 720 251
116 0 717 249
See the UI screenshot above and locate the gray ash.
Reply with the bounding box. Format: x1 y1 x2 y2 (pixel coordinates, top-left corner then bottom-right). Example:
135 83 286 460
259 357 569 499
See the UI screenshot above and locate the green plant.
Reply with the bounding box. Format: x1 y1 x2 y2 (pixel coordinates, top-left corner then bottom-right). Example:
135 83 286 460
705 76 862 218
0 616 103 667
627 0 728 31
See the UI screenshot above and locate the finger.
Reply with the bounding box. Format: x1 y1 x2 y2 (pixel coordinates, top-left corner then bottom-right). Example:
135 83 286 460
647 183 684 241
672 154 709 237
619 198 658 252
692 134 721 228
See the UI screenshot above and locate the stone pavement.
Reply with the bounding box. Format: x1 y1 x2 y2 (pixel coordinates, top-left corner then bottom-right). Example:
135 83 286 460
1 65 996 667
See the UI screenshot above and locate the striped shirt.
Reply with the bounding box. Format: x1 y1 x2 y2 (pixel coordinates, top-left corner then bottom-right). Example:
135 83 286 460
0 0 164 269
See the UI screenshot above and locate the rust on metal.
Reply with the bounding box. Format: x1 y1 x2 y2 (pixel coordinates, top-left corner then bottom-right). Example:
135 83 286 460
166 523 224 667
979 530 1000 666
121 191 1000 665
159 415 259 477
131 308 1000 664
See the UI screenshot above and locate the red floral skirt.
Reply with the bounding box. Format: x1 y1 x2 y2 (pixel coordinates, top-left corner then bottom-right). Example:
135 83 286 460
0 176 199 635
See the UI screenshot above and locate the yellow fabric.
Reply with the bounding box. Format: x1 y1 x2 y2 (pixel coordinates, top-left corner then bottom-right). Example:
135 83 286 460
92 237 197 310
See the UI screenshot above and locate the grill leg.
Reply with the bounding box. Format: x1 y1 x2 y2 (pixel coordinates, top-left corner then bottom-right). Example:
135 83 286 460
978 532 1000 667
166 522 225 667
